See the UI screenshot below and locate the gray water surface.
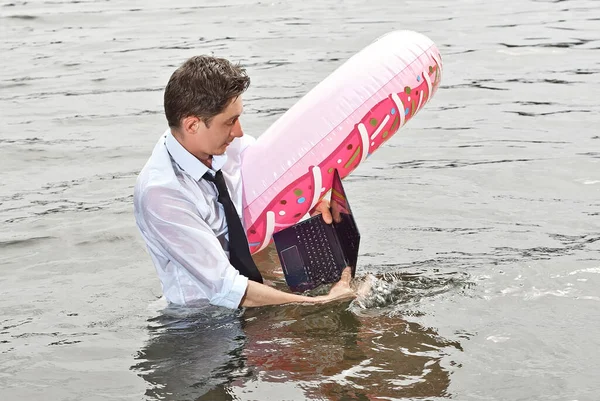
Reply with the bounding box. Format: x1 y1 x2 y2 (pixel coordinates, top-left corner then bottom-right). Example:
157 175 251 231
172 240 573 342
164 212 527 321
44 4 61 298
1 0 599 400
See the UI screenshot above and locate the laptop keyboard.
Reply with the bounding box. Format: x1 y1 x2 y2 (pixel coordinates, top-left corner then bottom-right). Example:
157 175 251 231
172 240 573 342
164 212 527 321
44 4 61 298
293 220 339 283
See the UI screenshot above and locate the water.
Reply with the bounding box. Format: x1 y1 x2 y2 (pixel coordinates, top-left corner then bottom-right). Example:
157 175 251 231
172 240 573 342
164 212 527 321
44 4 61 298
1 0 599 400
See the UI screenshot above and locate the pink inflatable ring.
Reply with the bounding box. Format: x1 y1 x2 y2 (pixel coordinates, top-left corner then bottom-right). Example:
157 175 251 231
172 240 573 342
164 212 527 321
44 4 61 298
241 30 443 254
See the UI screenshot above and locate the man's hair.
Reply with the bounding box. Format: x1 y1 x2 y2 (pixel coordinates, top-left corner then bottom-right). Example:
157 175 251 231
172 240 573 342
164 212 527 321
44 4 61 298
164 55 250 128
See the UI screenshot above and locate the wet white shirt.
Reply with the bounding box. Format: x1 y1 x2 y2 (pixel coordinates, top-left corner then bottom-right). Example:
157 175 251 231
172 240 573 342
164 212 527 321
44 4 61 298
134 130 256 309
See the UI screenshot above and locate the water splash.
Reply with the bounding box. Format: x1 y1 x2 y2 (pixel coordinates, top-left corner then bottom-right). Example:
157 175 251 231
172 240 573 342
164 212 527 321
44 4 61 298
351 270 472 311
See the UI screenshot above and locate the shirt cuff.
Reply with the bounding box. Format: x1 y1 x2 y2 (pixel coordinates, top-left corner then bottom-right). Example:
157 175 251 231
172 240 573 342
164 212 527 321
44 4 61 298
210 268 249 309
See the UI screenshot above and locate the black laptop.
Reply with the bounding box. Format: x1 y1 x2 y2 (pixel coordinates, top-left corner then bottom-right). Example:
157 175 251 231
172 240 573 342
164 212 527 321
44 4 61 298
272 169 360 292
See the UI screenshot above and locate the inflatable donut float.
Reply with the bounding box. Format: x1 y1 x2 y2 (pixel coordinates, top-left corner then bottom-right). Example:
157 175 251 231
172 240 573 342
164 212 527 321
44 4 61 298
240 30 443 254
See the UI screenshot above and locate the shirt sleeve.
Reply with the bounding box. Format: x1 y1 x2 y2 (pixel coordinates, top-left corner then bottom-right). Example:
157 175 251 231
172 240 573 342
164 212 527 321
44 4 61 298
139 186 248 309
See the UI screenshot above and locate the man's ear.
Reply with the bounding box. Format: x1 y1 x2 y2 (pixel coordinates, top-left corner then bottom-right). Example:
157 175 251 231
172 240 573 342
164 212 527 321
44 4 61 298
181 116 199 135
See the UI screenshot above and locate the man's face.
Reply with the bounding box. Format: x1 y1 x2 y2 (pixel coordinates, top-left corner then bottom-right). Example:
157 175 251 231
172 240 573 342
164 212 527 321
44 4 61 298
195 96 244 156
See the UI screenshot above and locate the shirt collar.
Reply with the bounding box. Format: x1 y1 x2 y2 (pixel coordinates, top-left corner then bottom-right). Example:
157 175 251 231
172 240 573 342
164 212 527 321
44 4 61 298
165 130 228 181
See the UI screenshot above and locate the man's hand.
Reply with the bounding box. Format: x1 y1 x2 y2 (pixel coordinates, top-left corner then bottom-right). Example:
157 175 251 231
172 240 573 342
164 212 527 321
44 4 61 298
324 266 355 302
310 199 333 224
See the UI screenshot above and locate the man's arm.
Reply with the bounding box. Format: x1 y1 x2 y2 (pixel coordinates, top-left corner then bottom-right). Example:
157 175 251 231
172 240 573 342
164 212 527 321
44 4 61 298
140 186 353 308
240 266 354 307
140 186 250 308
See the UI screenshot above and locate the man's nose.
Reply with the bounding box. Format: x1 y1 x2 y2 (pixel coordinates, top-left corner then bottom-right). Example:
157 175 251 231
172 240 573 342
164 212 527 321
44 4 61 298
231 120 244 137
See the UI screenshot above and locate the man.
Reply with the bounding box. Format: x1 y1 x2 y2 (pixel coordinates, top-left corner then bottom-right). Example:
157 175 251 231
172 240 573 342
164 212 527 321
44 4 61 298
134 55 354 309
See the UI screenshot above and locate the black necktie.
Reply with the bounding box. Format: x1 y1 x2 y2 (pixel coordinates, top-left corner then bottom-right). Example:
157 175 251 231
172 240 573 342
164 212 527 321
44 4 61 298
203 170 264 284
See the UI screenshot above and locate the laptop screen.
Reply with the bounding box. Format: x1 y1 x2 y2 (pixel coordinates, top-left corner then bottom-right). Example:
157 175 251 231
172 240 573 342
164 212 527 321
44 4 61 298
330 169 352 221
330 169 360 276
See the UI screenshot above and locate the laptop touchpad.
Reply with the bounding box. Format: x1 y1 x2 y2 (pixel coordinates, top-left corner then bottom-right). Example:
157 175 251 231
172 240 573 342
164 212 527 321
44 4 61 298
280 245 303 274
